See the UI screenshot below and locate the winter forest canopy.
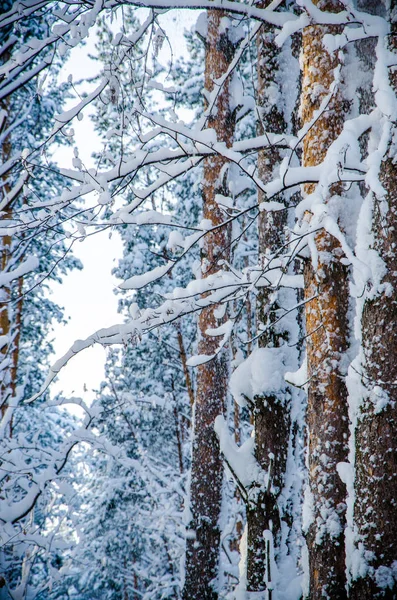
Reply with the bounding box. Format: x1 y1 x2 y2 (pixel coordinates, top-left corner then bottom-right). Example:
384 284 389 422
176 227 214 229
1 0 397 598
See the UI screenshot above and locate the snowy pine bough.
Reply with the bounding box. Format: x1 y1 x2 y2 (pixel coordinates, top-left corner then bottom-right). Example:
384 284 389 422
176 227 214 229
1 0 397 598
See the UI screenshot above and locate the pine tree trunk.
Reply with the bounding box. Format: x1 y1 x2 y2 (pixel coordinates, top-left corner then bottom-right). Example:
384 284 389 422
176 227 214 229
175 321 195 408
350 4 397 597
0 89 11 414
246 18 291 593
301 2 349 598
0 89 20 426
182 10 234 600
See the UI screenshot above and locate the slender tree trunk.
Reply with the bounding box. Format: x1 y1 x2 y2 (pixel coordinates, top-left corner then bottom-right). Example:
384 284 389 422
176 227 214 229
182 10 234 600
0 92 12 417
0 44 25 593
228 319 244 556
246 18 291 594
301 2 349 598
0 89 22 429
175 321 195 409
172 396 184 475
350 4 397 597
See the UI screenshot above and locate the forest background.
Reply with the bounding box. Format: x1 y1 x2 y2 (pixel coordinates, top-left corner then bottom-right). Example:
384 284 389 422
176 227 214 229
1 1 397 600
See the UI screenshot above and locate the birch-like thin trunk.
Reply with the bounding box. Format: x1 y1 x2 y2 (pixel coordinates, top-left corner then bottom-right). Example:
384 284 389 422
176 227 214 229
182 10 234 600
350 3 397 597
301 2 349 598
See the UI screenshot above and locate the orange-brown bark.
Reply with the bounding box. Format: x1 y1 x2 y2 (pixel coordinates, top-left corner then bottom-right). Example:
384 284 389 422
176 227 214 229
0 91 18 421
301 2 349 598
182 10 234 600
0 53 24 433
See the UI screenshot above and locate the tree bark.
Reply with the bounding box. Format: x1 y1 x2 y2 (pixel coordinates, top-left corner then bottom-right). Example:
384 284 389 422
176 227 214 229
246 17 291 594
0 83 22 429
301 2 349 598
182 10 234 600
175 321 195 409
350 4 397 597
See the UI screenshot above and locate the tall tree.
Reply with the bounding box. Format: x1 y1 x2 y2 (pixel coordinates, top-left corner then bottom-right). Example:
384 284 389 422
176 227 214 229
350 1 397 597
182 10 236 600
300 1 349 598
0 7 83 597
0 0 27 430
7 4 397 599
245 13 302 595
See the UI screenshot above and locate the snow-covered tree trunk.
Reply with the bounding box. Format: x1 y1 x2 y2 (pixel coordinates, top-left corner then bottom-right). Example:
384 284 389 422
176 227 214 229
0 90 21 432
0 9 28 432
175 321 195 409
350 3 397 597
182 10 234 600
301 2 350 598
246 19 290 593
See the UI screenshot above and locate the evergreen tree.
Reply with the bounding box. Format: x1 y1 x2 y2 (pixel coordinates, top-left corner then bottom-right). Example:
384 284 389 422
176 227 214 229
0 6 82 598
3 3 397 599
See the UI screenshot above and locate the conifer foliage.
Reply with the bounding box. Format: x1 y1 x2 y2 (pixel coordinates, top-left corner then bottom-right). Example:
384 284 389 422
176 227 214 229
1 1 397 599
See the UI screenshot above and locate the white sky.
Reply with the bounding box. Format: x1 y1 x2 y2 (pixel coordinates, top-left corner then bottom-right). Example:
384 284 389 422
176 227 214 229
49 9 198 403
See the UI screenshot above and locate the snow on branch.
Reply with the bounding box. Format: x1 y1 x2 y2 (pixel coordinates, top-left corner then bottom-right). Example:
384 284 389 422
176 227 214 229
214 415 264 499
